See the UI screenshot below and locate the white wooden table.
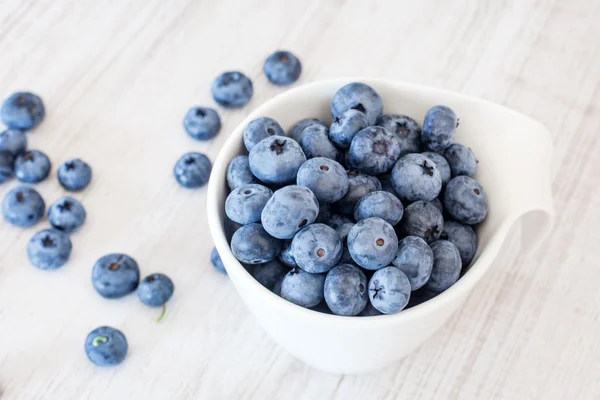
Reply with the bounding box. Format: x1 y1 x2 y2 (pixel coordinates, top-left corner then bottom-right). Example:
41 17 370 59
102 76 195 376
1 1 599 399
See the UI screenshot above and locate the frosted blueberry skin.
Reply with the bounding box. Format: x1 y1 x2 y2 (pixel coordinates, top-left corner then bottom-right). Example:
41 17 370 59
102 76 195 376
0 151 14 183
399 200 444 243
47 196 86 233
263 50 302 86
429 197 444 214
84 326 128 367
57 159 92 191
333 170 382 215
14 150 51 184
225 184 273 225
354 190 404 226
422 151 451 185
376 114 422 156
391 153 442 202
347 126 402 175
0 129 27 156
280 267 325 308
137 273 174 307
2 186 45 227
336 222 355 263
392 236 434 291
291 223 342 274
299 124 343 162
279 239 298 268
288 118 328 143
211 247 227 275
296 157 348 204
227 155 259 190
368 267 411 314
261 185 319 240
183 106 221 141
1 91 45 130
252 259 290 294
243 117 286 151
27 229 72 270
347 217 398 271
441 220 477 266
330 82 383 126
443 144 476 177
425 240 462 293
444 176 488 225
173 152 212 189
248 136 306 185
422 105 458 151
230 223 282 264
324 263 368 316
329 109 368 149
211 71 253 108
91 254 140 299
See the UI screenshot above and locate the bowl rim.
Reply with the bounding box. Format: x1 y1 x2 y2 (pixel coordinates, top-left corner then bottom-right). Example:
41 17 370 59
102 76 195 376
207 77 548 327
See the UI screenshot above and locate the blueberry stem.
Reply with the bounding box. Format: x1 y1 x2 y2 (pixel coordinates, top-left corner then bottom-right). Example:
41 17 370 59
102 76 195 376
157 304 167 323
92 336 108 347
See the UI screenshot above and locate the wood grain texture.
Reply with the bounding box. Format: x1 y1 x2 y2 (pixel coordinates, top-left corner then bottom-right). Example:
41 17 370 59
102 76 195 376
0 0 599 399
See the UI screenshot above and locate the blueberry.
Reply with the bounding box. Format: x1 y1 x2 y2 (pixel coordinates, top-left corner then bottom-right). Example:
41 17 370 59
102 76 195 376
0 129 27 156
280 267 325 308
299 124 342 162
422 151 451 185
325 213 354 229
444 176 488 224
243 117 286 151
14 150 51 184
226 155 258 190
211 247 227 275
0 151 14 183
225 184 273 225
368 267 411 314
347 217 398 270
324 263 368 316
392 236 433 291
261 185 319 239
137 273 174 307
429 197 444 214
354 190 404 226
2 186 45 227
444 144 476 177
84 326 128 367
252 259 290 294
57 159 92 191
183 106 221 141
422 105 457 151
335 222 355 263
331 82 383 126
347 126 402 175
425 240 461 293
288 118 328 142
173 152 211 188
333 170 381 215
391 153 442 202
329 109 368 149
291 223 342 273
376 114 422 156
278 239 297 267
296 157 348 204
1 92 45 130
230 223 282 264
441 220 477 266
249 136 306 185
263 50 302 85
358 301 383 316
211 71 253 108
399 201 444 243
27 229 72 270
91 254 140 299
47 196 86 233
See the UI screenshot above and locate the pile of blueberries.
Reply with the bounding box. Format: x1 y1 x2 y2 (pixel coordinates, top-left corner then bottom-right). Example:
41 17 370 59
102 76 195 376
223 82 488 316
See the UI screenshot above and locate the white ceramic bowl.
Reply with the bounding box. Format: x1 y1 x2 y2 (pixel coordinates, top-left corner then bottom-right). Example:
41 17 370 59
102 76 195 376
207 78 555 374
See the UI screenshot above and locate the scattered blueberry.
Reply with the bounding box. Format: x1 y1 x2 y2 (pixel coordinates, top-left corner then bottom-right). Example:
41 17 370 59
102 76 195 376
47 196 86 233
392 236 433 291
27 228 72 270
291 223 342 274
347 217 398 270
211 247 227 275
225 184 273 225
1 92 45 130
84 326 128 367
422 151 451 185
333 170 381 215
280 267 325 308
441 220 477 266
0 129 27 156
91 254 140 299
368 267 411 314
263 50 302 85
347 126 402 175
399 201 444 243
288 118 328 143
296 157 348 204
354 190 404 226
261 185 319 239
252 259 290 294
230 223 282 264
425 240 462 293
183 106 221 141
444 144 476 177
299 124 342 162
137 273 174 307
211 71 253 108
331 82 383 125
173 152 211 188
422 105 457 151
324 263 368 316
2 186 45 227
14 150 51 184
329 109 368 149
0 151 14 183
57 159 92 191
376 114 422 156
335 222 355 263
243 117 286 151
444 176 488 224
227 155 258 190
249 136 306 185
391 153 442 202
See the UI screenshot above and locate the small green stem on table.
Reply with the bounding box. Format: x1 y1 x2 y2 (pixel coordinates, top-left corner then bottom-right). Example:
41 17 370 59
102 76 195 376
157 304 167 323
